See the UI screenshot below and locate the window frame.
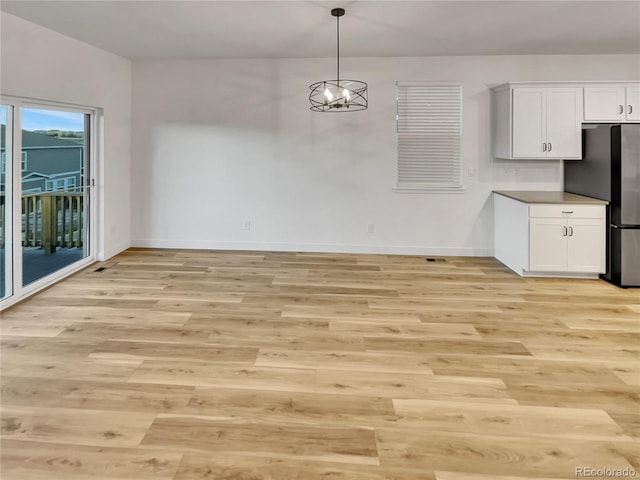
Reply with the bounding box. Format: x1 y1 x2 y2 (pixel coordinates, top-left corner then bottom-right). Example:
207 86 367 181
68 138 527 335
1 151 27 173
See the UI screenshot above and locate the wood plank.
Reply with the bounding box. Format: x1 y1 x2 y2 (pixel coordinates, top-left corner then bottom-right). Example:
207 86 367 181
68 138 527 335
316 369 517 404
364 337 531 356
142 415 379 463
174 454 435 480
1 405 155 448
130 360 316 392
393 398 629 441
435 472 579 480
177 387 398 428
330 320 480 339
2 376 195 412
376 428 635 478
90 340 258 363
0 439 183 480
505 381 640 415
428 353 626 385
256 348 434 374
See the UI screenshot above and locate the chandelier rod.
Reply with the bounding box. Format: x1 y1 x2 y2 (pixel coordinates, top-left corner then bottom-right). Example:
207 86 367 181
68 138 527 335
336 12 340 85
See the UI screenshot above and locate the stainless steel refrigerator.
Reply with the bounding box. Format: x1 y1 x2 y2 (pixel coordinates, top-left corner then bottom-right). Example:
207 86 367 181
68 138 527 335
565 124 640 287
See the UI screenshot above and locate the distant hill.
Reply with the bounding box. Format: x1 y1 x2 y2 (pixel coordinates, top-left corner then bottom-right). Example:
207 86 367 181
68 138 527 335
0 125 83 148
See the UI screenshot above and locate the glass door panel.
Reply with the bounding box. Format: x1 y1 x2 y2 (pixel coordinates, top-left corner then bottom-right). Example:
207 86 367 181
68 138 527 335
1 105 12 300
20 107 89 286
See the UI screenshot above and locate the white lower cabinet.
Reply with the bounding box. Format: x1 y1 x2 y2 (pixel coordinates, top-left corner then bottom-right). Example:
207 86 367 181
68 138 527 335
566 219 606 272
494 193 606 277
529 217 605 273
529 218 567 271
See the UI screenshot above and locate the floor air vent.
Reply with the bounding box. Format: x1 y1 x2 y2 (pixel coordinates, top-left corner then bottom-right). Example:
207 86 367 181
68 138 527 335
425 258 446 262
93 262 117 273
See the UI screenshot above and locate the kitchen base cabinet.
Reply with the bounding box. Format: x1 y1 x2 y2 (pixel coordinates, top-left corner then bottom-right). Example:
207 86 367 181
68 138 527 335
494 192 606 277
529 218 566 271
529 217 605 273
565 219 606 273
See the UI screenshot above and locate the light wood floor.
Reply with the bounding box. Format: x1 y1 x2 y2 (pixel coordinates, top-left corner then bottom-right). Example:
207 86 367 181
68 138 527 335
1 249 639 479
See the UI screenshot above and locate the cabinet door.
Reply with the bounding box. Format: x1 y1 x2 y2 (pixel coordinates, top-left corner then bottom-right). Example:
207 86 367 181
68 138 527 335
584 86 626 121
546 88 582 159
529 218 567 271
512 88 545 158
567 219 605 273
626 86 640 121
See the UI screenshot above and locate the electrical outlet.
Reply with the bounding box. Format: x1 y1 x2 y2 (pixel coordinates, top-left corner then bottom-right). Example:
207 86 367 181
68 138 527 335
244 220 251 231
368 223 375 234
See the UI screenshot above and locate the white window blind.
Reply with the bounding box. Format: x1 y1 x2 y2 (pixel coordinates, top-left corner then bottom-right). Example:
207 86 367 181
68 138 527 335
396 82 462 189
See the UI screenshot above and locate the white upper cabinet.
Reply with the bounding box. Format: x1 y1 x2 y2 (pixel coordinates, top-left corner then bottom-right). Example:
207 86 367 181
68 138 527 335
626 86 640 121
493 82 640 160
584 85 640 122
494 84 582 160
512 88 546 158
584 86 626 121
545 88 583 159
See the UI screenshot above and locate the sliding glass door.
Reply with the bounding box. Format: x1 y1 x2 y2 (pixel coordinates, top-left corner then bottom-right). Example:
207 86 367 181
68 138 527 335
21 107 90 286
0 98 96 307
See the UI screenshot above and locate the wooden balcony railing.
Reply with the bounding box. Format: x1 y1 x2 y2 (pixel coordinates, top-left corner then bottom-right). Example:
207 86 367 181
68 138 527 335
0 192 84 253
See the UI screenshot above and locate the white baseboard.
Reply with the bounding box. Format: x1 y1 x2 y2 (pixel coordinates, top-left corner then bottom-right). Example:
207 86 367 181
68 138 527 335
522 271 601 279
98 241 131 261
130 238 493 257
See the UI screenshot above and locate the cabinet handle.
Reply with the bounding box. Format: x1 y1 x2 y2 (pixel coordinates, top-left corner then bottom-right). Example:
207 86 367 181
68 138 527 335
542 142 547 152
619 104 624 114
548 142 552 152
563 226 568 236
568 226 574 236
629 105 633 115
562 210 574 214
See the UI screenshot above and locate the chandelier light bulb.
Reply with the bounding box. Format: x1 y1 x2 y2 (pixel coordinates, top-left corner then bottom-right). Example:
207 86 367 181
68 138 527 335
324 88 334 102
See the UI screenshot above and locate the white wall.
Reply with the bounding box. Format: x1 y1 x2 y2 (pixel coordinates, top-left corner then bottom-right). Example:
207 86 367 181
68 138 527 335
1 12 132 260
132 54 639 256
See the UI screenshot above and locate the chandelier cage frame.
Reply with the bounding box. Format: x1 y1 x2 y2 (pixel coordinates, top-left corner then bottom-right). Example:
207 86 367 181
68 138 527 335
309 8 368 112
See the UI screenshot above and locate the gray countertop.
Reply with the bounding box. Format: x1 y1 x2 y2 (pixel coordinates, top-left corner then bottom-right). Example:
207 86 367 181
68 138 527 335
493 190 609 205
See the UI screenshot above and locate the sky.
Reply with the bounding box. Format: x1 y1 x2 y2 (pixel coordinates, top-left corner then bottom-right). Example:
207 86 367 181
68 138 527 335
20 108 84 132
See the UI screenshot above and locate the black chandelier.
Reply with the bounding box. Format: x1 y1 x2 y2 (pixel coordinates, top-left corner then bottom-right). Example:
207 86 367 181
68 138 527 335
309 8 368 112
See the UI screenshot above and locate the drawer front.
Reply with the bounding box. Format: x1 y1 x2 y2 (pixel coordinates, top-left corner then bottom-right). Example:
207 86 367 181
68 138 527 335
529 204 604 219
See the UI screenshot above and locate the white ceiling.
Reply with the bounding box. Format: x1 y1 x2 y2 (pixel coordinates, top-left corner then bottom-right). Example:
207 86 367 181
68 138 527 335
2 1 639 60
